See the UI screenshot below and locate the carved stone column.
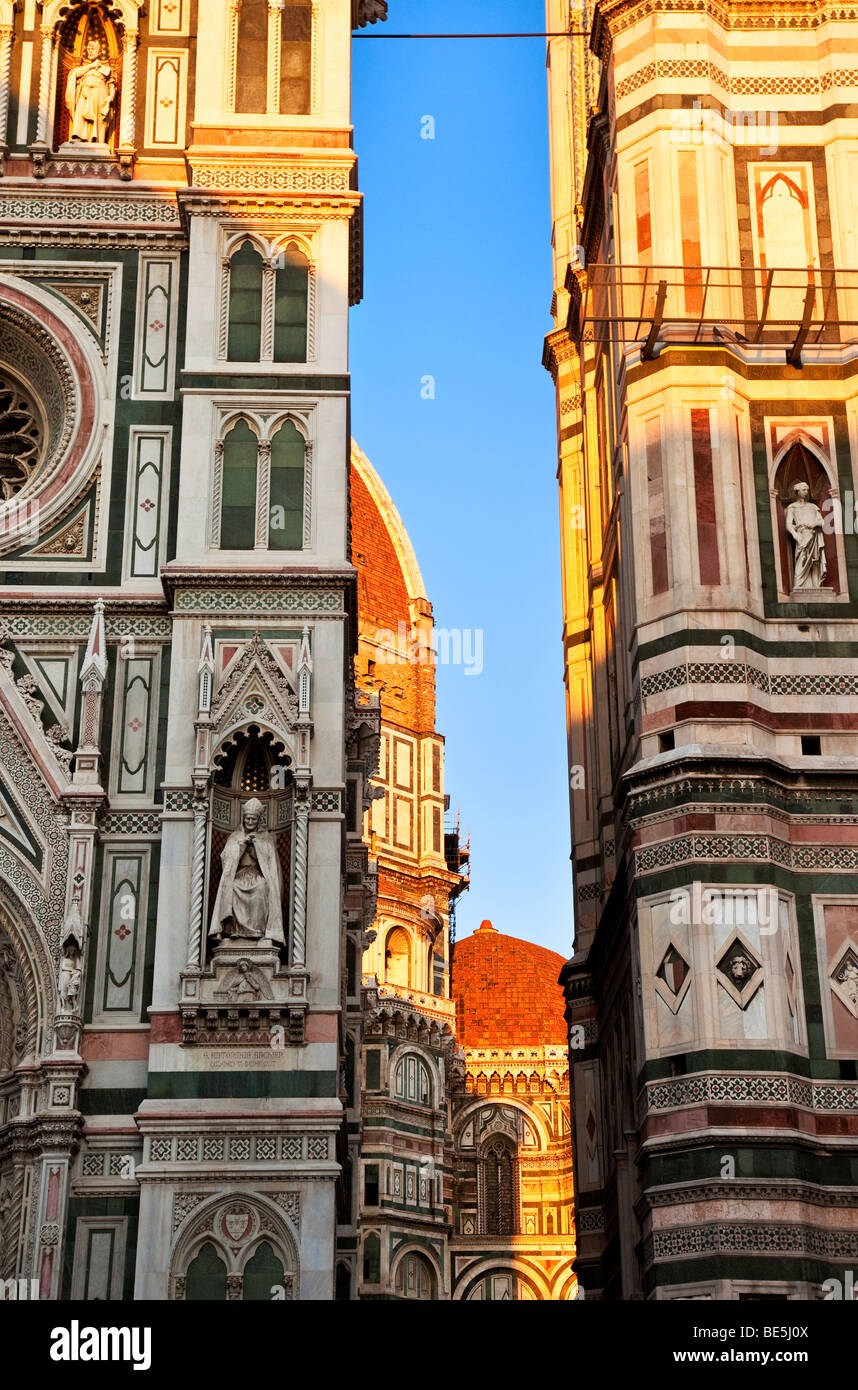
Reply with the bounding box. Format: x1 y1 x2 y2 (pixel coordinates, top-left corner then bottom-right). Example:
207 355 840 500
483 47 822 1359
255 440 271 550
291 783 310 967
186 781 209 969
0 25 14 175
30 24 57 176
261 258 276 362
117 29 139 179
267 0 284 114
226 0 243 111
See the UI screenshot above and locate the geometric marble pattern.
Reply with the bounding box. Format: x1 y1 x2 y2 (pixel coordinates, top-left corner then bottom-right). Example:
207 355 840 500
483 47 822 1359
647 1072 858 1113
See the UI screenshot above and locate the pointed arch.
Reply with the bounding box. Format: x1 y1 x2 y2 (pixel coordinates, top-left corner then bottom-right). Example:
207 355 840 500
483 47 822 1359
219 417 258 550
170 1190 299 1299
0 882 53 1065
227 241 264 362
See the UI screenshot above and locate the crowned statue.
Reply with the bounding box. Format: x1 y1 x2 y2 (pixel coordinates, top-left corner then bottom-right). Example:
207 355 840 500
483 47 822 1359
65 37 117 145
785 481 827 590
208 798 285 946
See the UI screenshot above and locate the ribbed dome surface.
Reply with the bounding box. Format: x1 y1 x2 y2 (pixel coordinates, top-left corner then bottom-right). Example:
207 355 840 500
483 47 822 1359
452 921 567 1046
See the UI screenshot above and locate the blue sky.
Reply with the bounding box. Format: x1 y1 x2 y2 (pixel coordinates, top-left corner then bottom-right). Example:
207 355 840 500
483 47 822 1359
351 0 573 959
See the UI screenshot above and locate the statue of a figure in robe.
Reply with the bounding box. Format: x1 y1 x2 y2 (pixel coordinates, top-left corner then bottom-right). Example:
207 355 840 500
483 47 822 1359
208 798 285 945
785 481 827 590
65 38 117 144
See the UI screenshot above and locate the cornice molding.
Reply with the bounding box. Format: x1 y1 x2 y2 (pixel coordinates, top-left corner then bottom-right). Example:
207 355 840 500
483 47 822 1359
592 0 858 60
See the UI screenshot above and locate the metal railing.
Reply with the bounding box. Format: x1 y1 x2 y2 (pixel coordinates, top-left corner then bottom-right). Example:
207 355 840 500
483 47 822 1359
569 263 858 364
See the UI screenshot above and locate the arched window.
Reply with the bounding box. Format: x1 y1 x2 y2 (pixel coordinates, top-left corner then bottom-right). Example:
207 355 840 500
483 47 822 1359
393 1251 436 1301
268 420 305 549
186 1242 227 1301
219 419 258 550
227 242 264 362
393 1053 431 1106
281 1 312 115
480 1137 517 1236
232 0 311 116
242 1241 284 1301
235 0 268 114
385 927 410 987
274 244 309 361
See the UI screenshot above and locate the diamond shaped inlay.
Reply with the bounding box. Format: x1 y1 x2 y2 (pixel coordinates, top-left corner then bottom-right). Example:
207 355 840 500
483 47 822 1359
830 941 858 1021
654 939 692 1015
716 933 764 1010
658 946 689 997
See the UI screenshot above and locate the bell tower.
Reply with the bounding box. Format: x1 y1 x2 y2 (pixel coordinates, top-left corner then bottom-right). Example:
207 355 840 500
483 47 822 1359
546 0 858 1299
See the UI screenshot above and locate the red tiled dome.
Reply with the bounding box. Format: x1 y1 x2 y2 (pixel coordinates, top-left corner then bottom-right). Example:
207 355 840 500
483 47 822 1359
451 921 568 1047
350 457 411 632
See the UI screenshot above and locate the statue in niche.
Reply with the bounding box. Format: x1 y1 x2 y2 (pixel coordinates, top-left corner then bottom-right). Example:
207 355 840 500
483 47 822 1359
58 941 82 1012
208 798 285 946
785 481 827 590
65 37 117 144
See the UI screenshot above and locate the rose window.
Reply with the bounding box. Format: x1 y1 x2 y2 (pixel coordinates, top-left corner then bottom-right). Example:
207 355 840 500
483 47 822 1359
0 376 42 500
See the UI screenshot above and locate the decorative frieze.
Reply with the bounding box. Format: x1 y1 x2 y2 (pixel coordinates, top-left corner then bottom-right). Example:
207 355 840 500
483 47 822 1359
173 589 342 615
641 661 858 700
653 1221 858 1262
0 193 180 228
646 1072 858 1113
188 160 352 195
635 834 858 877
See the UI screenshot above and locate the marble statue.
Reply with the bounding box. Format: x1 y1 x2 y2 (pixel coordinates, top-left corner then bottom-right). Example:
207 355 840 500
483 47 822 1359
65 38 117 144
58 942 81 1012
208 798 285 945
785 481 827 590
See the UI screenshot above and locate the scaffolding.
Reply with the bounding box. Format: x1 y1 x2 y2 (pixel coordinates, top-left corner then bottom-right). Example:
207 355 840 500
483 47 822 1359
444 807 470 948
568 263 858 367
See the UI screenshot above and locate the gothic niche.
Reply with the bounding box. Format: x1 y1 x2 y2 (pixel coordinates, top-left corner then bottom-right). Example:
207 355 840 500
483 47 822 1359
208 728 292 960
55 5 121 150
0 377 42 501
774 439 838 595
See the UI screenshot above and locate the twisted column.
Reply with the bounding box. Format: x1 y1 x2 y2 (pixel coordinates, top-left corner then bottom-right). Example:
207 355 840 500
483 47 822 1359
267 0 284 114
0 26 14 166
255 440 271 549
119 31 138 148
34 25 55 147
291 792 310 966
186 791 209 968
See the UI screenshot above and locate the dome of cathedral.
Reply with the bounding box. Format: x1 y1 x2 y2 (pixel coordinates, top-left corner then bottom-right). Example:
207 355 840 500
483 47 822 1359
451 920 568 1047
350 440 427 629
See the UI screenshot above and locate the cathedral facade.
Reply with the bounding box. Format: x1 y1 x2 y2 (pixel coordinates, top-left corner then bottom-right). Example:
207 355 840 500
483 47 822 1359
546 0 858 1299
0 0 386 1302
